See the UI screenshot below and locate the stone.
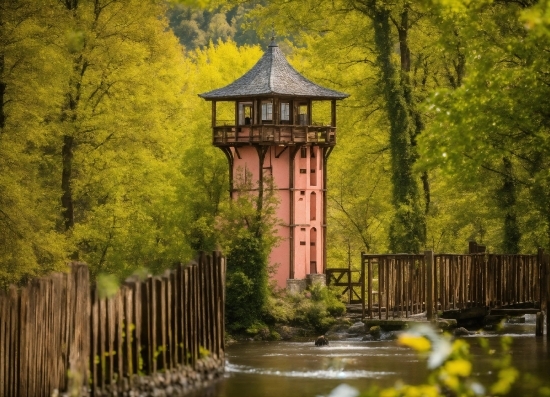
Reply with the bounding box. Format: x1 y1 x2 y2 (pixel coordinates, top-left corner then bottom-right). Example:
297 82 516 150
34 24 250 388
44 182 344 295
347 321 366 334
286 278 307 294
306 273 326 287
454 327 471 336
437 319 457 330
369 325 381 338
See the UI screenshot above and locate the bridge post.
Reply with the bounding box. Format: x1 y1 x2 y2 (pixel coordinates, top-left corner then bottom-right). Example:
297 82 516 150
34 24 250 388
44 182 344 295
425 250 435 321
361 253 366 320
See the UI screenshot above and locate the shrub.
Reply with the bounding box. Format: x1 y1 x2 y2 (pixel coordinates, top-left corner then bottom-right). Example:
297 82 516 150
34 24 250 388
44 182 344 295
262 284 346 334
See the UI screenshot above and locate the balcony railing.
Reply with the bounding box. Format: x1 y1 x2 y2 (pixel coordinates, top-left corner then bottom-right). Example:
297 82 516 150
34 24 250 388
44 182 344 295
212 124 336 146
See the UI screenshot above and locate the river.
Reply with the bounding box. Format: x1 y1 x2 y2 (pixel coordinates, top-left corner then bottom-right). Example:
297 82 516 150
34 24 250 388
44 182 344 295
193 318 550 397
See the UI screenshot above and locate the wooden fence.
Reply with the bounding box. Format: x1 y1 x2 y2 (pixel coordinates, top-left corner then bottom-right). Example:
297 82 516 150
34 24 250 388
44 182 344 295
0 252 226 397
0 265 89 397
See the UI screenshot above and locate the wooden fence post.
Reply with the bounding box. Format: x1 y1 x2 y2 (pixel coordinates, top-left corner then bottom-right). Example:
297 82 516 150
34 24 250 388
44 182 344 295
367 255 373 319
361 253 366 319
425 250 434 321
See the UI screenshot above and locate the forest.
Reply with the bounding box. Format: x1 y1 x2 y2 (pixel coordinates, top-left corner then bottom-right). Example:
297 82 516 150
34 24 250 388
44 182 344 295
1 0 550 289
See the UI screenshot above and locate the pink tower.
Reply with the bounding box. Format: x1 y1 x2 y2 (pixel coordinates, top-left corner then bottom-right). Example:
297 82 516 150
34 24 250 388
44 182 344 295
199 39 348 289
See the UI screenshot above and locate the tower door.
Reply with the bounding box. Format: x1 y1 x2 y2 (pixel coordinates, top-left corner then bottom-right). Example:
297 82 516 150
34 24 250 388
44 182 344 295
238 102 253 125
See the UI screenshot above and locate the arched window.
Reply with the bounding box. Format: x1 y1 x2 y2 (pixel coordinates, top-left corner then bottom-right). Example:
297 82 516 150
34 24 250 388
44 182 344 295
310 227 317 274
310 192 316 221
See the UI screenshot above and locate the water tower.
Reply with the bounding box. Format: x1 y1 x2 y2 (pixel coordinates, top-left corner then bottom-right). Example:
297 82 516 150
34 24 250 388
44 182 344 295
199 39 348 289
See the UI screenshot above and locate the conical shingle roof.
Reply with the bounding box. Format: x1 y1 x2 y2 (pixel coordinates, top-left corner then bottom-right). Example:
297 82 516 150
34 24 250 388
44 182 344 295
199 41 348 100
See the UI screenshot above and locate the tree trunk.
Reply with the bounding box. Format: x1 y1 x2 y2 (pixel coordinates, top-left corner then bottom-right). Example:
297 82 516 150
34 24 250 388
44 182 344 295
499 157 520 253
61 135 74 230
371 6 426 253
0 53 5 131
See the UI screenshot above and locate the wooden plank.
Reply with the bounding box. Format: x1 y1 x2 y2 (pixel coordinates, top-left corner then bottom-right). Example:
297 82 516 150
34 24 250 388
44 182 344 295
117 288 124 387
192 264 199 367
108 295 116 385
208 254 216 353
80 265 91 388
124 284 133 378
37 280 46 396
8 286 18 397
157 277 167 371
216 253 223 357
99 296 107 388
206 255 213 355
19 285 28 397
177 265 185 366
166 272 174 369
28 281 38 397
220 255 226 354
0 289 6 397
91 287 99 395
170 271 178 367
426 252 434 321
376 260 384 320
184 267 191 365
199 254 207 355
50 274 61 394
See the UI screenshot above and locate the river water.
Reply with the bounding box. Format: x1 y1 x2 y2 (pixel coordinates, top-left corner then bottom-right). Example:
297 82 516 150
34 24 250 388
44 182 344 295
194 319 550 397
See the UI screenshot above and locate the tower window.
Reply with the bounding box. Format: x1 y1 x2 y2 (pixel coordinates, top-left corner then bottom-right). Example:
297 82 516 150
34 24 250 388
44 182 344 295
261 100 273 123
280 102 290 123
298 104 308 125
300 147 307 158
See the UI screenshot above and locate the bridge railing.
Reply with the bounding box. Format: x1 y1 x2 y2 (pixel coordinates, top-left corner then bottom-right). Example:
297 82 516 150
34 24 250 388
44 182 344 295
327 248 550 323
325 268 362 304
359 254 427 319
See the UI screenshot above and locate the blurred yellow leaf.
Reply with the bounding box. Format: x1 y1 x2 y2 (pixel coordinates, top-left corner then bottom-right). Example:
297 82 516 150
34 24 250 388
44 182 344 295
398 334 431 352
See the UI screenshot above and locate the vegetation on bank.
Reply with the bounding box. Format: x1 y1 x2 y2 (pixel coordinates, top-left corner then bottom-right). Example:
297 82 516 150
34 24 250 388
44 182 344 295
227 282 347 340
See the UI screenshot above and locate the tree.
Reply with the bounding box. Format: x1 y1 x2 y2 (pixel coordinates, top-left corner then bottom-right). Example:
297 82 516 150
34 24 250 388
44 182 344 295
57 0 193 277
217 168 280 331
0 0 68 286
418 0 550 252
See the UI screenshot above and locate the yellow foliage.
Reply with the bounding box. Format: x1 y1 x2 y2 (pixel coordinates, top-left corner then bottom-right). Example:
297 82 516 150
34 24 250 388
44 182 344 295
443 358 472 377
490 367 519 395
398 334 431 352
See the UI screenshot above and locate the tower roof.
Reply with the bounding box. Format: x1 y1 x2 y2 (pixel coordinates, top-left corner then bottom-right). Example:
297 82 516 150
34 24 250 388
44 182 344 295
199 40 349 100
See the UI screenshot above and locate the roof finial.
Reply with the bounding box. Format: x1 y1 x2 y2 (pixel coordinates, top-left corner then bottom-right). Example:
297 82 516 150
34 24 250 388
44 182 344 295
271 24 275 42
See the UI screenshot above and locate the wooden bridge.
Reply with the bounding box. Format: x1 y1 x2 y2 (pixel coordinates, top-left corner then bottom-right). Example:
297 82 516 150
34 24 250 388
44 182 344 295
327 247 550 336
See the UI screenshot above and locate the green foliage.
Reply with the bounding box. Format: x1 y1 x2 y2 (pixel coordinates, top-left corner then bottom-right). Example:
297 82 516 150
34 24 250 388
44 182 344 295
96 273 120 299
262 284 346 334
418 0 550 252
0 0 270 287
167 2 261 49
225 234 269 332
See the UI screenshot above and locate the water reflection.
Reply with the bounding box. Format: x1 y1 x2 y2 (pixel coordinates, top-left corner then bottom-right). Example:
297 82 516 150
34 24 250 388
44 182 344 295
192 320 550 397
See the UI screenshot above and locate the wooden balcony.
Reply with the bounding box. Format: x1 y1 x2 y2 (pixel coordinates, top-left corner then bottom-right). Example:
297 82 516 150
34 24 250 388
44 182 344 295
212 124 336 146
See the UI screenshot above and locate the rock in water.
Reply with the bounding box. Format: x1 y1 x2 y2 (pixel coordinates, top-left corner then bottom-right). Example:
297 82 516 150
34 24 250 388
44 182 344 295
315 335 329 346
